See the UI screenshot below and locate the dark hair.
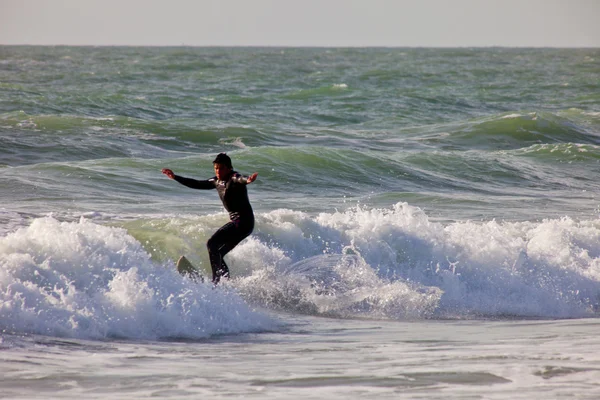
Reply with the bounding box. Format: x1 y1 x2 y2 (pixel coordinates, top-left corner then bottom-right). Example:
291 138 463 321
213 153 232 168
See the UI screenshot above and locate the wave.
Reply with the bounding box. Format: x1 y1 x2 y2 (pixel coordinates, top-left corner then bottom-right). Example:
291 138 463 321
108 204 600 320
230 205 600 320
441 112 599 150
4 138 598 227
2 203 600 343
240 143 600 198
511 143 600 162
0 111 249 141
4 108 599 169
0 111 272 165
0 217 276 340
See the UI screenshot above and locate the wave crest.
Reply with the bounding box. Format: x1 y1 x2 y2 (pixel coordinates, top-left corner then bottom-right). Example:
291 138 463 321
0 217 275 340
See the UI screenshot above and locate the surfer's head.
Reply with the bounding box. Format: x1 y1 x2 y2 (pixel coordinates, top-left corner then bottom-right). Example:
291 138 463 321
213 153 232 168
213 153 233 180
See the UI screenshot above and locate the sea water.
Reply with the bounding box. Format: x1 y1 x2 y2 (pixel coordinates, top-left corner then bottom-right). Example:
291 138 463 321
1 46 600 398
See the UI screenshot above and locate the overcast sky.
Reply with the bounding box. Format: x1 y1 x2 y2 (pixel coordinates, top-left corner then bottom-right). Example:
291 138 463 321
1 0 599 47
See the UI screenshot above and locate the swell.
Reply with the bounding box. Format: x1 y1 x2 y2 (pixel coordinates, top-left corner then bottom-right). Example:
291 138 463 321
418 111 600 151
5 141 596 208
0 111 273 165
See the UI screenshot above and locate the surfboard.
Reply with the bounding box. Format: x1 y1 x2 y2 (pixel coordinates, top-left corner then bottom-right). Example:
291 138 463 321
176 256 204 283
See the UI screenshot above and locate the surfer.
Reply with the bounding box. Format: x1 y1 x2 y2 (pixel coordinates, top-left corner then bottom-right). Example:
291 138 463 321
162 153 258 284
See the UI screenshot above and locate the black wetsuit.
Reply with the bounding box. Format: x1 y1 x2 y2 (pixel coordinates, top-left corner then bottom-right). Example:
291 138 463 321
173 172 254 283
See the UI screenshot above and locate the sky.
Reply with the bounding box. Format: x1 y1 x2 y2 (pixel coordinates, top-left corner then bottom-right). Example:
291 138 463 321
1 0 599 47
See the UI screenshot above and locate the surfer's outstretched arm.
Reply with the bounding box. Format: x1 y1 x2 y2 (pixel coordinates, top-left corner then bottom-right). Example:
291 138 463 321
162 168 215 190
230 172 258 184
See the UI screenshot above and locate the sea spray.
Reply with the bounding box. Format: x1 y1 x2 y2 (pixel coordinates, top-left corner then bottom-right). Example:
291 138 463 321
222 204 600 319
0 217 276 339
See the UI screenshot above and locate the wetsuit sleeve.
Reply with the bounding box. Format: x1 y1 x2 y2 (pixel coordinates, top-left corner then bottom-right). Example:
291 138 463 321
173 175 216 190
230 172 251 184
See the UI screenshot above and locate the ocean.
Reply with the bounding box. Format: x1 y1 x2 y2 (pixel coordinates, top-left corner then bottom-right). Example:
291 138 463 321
1 46 600 399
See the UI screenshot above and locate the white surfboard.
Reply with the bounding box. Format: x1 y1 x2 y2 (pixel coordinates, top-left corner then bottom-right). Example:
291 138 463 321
176 256 204 283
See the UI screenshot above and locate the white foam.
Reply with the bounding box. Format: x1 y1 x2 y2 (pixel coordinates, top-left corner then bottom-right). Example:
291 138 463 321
5 205 599 331
501 113 523 119
219 137 247 149
501 112 537 120
228 204 600 319
0 217 276 340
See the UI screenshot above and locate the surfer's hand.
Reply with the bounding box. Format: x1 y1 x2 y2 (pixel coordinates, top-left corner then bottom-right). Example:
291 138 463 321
247 172 258 183
162 168 175 179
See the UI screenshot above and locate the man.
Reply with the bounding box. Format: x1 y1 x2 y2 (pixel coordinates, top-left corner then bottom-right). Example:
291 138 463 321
162 153 258 284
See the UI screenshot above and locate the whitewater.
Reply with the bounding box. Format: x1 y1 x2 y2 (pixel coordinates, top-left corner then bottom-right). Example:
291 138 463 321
1 46 600 399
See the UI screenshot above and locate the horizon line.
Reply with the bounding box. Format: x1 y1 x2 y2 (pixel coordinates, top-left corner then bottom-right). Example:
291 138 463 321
2 43 599 49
